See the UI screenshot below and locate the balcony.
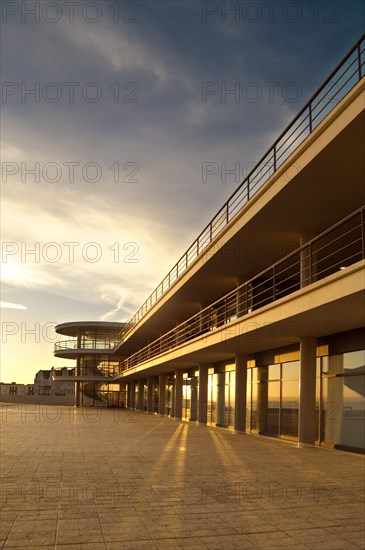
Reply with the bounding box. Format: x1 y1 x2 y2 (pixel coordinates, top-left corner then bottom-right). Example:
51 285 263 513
119 206 364 372
115 35 365 347
54 340 115 353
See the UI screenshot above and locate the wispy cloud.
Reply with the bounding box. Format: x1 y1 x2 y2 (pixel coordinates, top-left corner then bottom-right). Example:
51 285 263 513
0 301 27 310
1 1 363 382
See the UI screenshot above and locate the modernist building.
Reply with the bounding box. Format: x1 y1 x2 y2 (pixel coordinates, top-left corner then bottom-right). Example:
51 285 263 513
54 321 127 407
55 36 365 453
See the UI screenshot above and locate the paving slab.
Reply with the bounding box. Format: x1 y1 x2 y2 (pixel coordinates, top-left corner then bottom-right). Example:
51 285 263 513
0 405 364 549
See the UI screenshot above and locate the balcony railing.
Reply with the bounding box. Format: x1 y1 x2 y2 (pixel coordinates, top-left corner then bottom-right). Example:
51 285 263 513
54 340 115 352
118 206 365 372
115 35 365 346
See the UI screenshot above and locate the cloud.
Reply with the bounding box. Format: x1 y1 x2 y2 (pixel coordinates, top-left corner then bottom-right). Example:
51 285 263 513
0 301 27 310
1 0 363 383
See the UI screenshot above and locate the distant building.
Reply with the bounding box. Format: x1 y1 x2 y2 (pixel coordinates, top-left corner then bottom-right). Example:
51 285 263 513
0 382 34 395
34 367 75 397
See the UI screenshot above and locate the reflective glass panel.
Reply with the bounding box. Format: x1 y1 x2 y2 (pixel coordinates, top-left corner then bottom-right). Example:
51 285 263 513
282 360 299 379
322 370 365 451
280 379 299 437
268 364 280 380
266 381 280 435
344 350 365 373
246 375 252 431
251 383 259 431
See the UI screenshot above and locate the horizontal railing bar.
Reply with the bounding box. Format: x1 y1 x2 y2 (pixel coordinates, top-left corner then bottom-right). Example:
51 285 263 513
311 253 362 280
313 240 362 268
311 55 359 110
311 67 360 124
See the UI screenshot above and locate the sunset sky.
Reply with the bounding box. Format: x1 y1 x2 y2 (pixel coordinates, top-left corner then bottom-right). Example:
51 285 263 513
1 1 364 383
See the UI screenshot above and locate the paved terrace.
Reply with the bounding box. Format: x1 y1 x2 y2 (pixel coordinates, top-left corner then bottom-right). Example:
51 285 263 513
0 405 364 550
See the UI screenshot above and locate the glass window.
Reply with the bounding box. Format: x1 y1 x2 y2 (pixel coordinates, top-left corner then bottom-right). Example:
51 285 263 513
225 363 235 372
324 351 365 375
182 382 191 421
251 382 259 431
165 383 173 416
321 353 365 451
259 366 268 381
266 381 280 435
322 356 329 373
280 379 299 438
227 371 235 429
282 360 299 379
207 373 217 426
268 364 280 380
315 358 321 442
246 374 252 432
344 350 365 373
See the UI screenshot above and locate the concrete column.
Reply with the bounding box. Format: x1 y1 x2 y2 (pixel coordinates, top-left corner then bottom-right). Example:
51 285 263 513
158 373 167 416
173 370 183 420
128 382 136 409
146 376 154 413
190 377 198 421
198 364 209 425
137 379 145 411
75 357 81 407
298 337 317 448
216 371 226 427
75 332 82 407
258 367 268 433
234 354 248 434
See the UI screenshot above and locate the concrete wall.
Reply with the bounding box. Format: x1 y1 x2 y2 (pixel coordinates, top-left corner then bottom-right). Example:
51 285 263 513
0 395 75 405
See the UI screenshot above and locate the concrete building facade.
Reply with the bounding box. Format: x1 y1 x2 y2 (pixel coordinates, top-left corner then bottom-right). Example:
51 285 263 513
55 36 365 452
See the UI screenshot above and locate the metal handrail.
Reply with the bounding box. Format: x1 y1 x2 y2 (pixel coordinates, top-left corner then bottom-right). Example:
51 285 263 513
54 340 115 351
115 35 365 346
118 206 365 372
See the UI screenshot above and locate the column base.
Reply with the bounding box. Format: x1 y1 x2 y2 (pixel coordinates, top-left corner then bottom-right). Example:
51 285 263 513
232 429 245 435
198 421 207 426
297 442 314 448
158 413 165 417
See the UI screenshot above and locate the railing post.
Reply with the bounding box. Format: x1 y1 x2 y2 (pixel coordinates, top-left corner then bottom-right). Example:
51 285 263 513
309 242 312 284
